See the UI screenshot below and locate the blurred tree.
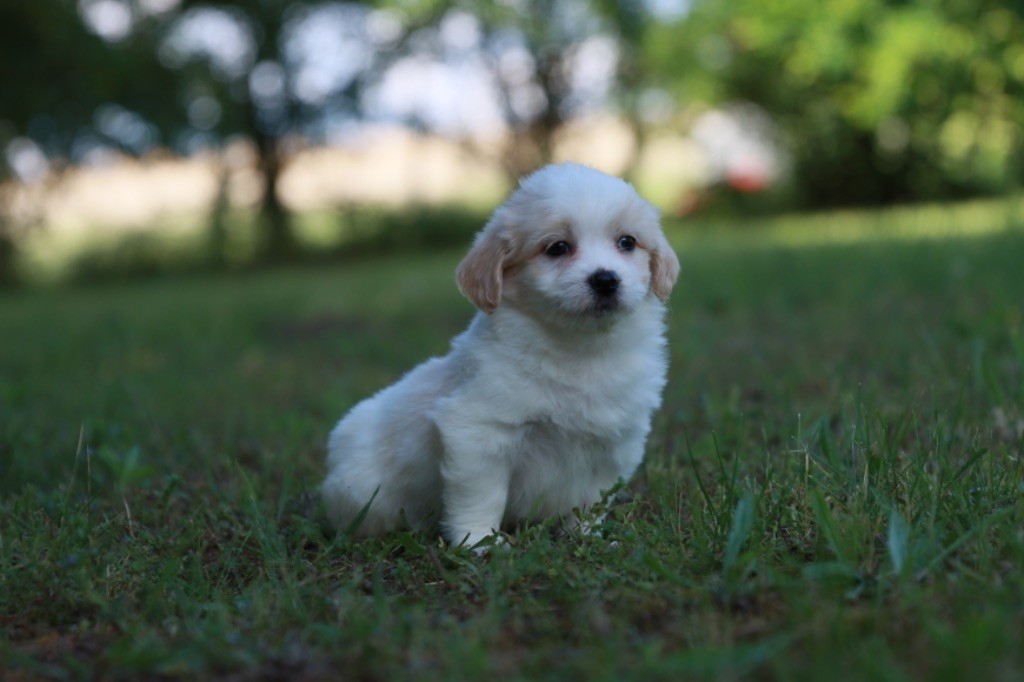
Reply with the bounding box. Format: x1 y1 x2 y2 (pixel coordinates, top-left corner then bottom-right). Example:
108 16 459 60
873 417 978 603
1 1 393 270
657 0 1024 207
0 0 669 283
156 0 323 260
153 0 442 261
0 1 185 284
574 0 669 180
166 0 298 260
377 0 658 181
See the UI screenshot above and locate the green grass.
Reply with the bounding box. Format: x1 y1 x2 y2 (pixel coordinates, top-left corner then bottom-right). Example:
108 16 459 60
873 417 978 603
2 207 1024 680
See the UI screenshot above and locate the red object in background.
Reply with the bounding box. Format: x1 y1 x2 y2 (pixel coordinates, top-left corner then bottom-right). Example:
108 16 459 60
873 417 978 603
726 167 770 193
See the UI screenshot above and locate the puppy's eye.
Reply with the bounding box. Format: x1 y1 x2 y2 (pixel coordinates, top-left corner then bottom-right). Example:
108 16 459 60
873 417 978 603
545 240 572 258
617 235 637 252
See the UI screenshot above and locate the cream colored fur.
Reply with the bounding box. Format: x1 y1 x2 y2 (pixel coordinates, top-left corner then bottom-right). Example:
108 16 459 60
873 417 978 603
322 163 680 548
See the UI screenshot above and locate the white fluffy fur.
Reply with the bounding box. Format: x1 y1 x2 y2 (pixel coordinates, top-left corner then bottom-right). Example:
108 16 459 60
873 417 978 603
322 163 680 547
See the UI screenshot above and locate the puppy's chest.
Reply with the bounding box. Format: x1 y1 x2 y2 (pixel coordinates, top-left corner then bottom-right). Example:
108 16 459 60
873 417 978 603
501 355 663 436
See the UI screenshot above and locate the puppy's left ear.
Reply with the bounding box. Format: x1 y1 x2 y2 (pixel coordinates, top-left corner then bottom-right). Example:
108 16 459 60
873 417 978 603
456 221 513 313
649 230 680 301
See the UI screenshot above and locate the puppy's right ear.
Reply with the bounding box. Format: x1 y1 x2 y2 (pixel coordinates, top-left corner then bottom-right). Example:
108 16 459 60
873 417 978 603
456 222 512 313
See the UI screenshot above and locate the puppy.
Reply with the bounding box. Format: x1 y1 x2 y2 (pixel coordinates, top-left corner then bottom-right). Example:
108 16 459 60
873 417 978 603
322 163 679 548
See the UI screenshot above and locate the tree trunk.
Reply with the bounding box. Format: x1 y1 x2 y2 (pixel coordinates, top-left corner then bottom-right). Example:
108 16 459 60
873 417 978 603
498 51 566 184
206 154 231 269
255 133 294 262
0 228 16 287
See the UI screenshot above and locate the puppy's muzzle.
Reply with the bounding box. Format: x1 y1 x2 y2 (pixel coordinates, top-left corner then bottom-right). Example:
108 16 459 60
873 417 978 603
588 269 620 298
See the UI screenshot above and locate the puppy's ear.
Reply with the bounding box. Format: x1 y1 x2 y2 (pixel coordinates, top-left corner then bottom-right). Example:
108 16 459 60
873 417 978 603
649 231 680 301
456 222 513 313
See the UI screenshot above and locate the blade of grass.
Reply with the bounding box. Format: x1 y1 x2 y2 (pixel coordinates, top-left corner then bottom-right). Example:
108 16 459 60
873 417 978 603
887 506 910 577
722 491 755 582
809 487 852 567
920 507 1016 577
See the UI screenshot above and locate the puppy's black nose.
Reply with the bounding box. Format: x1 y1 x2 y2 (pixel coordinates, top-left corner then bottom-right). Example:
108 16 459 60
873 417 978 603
588 269 620 297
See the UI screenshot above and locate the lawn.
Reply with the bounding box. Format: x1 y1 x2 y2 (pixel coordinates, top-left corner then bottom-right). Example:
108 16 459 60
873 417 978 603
2 205 1023 680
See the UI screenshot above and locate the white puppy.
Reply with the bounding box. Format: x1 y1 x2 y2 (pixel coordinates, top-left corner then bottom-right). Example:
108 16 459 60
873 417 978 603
322 163 679 547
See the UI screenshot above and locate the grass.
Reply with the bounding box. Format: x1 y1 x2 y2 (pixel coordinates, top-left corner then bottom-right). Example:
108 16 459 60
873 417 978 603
2 205 1023 680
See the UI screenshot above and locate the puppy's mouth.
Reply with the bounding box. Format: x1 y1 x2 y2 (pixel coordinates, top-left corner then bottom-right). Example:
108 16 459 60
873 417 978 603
588 295 621 315
544 291 623 321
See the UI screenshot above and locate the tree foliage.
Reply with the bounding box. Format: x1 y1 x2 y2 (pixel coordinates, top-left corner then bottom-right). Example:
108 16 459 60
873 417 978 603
0 1 185 283
3 0 1022 286
0 2 184 159
150 0 376 260
370 0 657 181
654 0 1024 207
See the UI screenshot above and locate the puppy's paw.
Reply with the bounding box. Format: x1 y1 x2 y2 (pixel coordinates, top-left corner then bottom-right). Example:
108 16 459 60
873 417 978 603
557 510 608 538
448 524 489 545
472 534 512 557
448 530 506 556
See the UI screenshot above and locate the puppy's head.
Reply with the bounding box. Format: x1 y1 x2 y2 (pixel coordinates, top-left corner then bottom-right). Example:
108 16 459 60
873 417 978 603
457 163 679 325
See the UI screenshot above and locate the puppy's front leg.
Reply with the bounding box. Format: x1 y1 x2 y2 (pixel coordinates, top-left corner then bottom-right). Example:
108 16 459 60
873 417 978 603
439 450 509 549
435 414 513 548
